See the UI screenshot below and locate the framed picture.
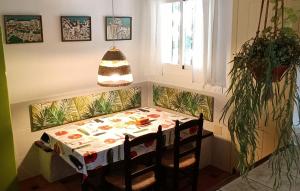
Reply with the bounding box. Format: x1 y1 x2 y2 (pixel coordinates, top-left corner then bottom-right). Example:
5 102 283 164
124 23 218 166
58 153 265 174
105 16 132 41
4 15 43 44
61 16 91 41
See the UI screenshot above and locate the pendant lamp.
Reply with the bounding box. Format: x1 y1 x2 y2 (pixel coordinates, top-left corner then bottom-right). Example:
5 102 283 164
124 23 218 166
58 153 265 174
97 0 133 87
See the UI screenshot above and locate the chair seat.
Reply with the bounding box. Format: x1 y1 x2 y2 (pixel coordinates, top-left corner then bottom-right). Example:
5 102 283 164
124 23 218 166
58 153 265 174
161 148 196 169
105 164 156 191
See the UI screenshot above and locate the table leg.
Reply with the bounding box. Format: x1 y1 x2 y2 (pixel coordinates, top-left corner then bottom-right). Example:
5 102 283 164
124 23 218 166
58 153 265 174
81 175 89 191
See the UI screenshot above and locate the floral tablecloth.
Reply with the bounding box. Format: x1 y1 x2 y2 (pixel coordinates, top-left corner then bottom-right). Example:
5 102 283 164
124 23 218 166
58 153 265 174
41 107 198 176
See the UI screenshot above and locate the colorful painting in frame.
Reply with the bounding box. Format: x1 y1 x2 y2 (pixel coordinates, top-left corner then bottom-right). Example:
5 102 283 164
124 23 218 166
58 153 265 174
4 15 43 44
29 87 141 132
61 16 92 41
153 84 214 122
105 16 132 41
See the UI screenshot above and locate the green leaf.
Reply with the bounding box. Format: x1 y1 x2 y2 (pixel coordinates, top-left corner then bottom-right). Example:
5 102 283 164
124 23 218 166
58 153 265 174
221 22 300 190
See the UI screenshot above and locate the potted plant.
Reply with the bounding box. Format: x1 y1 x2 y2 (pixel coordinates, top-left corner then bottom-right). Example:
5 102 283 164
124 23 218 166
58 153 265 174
221 0 300 189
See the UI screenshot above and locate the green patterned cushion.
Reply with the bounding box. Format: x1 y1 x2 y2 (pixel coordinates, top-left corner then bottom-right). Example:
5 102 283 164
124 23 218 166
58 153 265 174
153 85 214 122
30 87 141 132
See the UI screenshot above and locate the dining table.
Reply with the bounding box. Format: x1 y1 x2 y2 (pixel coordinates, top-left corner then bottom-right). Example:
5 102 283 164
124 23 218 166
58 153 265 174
39 107 213 190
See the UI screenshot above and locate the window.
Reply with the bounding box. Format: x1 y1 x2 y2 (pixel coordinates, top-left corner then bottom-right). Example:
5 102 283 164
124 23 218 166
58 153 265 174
161 0 200 68
142 0 232 89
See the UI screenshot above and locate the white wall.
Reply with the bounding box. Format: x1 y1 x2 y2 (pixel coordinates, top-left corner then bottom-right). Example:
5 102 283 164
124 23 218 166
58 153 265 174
0 0 145 180
0 0 144 104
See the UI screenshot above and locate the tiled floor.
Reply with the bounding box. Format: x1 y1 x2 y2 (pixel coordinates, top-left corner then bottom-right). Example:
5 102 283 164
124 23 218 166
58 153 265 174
219 161 300 191
19 165 236 191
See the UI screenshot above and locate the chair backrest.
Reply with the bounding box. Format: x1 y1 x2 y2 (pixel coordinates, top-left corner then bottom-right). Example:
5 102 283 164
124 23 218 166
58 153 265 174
173 113 204 170
124 126 163 191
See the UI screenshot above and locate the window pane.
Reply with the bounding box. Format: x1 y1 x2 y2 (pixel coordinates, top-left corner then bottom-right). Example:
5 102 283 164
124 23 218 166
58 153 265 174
161 2 180 65
183 0 195 66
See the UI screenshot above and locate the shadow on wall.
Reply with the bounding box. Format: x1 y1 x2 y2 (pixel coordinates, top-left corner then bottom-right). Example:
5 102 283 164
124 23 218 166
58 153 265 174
212 136 236 173
18 145 40 180
18 144 76 182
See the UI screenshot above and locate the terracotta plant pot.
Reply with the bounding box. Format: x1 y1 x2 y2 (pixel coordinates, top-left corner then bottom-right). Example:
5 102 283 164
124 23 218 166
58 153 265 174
249 65 290 82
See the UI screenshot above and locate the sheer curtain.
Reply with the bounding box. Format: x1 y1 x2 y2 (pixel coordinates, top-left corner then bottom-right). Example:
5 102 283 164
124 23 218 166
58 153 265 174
194 0 233 88
140 0 163 77
192 0 204 83
141 0 233 88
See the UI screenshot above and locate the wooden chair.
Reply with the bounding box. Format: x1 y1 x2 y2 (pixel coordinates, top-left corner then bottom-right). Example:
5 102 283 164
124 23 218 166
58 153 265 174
161 114 204 191
105 126 163 191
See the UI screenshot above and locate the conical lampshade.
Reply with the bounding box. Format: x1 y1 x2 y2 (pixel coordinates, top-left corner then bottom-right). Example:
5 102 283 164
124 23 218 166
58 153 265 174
97 47 133 87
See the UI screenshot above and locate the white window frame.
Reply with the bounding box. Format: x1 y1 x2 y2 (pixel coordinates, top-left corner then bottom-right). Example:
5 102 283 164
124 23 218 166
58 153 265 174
152 0 232 95
162 0 193 71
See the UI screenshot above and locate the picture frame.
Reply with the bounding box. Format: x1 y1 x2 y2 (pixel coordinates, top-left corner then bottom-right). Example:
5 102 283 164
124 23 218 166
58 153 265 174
105 16 132 41
61 16 92 42
4 15 43 44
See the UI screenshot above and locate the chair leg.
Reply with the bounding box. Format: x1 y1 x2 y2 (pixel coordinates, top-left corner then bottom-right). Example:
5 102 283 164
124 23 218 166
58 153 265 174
192 168 199 191
81 174 90 191
81 181 89 191
154 180 160 191
173 170 178 191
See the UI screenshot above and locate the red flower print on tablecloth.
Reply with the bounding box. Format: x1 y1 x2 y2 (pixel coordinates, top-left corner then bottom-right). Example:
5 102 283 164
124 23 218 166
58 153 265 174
104 139 116 144
156 109 162 112
147 114 160 118
84 151 98 164
130 151 138 158
189 126 198 134
68 134 82 139
98 125 112 130
55 131 68 136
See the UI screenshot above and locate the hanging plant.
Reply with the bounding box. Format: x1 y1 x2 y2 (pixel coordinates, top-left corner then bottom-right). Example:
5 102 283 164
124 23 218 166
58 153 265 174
221 0 300 189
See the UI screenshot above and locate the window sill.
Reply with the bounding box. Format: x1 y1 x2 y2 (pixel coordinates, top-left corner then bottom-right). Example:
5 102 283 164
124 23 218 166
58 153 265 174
156 64 228 96
148 74 227 97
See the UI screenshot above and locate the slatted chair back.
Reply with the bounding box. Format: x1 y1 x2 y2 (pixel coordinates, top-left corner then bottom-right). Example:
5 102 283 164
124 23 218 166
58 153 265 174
124 126 163 191
173 113 204 191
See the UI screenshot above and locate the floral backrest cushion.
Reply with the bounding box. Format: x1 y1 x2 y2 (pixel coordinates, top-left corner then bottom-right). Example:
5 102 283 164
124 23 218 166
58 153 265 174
153 85 214 122
30 87 141 132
